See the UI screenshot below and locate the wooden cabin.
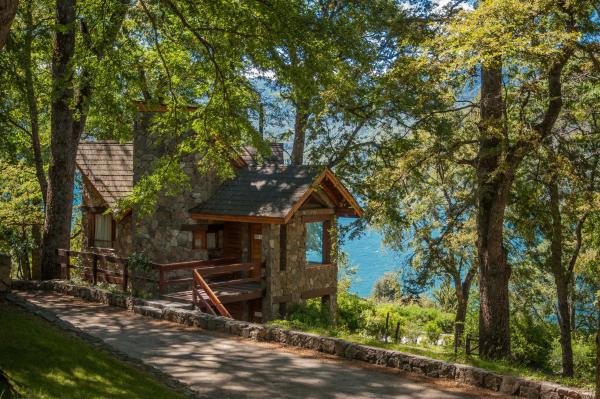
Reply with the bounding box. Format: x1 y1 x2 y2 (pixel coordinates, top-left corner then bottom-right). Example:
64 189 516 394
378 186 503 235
75 114 362 322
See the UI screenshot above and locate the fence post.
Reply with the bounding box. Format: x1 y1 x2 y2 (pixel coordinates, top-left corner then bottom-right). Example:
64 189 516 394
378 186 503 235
466 335 471 356
394 322 400 343
384 312 390 342
122 261 128 292
65 251 71 280
92 254 98 286
159 268 164 296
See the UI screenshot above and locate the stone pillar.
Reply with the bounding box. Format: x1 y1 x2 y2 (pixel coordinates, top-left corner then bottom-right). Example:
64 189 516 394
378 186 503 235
322 294 337 326
0 253 11 293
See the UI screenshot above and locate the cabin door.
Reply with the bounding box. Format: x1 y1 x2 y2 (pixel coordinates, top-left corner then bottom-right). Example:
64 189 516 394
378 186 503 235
249 224 262 263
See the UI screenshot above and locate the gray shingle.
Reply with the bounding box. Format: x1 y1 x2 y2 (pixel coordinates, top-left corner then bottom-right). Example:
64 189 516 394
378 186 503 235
76 141 133 207
189 165 324 218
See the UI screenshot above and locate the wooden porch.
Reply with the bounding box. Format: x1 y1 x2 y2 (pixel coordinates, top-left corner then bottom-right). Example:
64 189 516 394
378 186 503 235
159 257 265 320
57 250 265 321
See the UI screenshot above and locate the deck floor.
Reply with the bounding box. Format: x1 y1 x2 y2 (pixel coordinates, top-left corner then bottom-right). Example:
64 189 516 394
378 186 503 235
161 281 263 305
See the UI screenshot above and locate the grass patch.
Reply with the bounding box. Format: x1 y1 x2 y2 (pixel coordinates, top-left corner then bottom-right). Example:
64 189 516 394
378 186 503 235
0 303 184 399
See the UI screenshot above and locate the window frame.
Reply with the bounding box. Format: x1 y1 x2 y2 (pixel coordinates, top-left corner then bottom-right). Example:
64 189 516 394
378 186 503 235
304 217 332 266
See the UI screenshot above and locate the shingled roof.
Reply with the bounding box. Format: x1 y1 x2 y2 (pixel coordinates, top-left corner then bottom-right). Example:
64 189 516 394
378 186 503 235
189 166 362 223
76 141 133 208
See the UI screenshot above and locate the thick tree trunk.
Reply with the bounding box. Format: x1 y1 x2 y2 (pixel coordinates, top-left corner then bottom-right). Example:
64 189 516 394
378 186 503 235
549 179 575 376
477 62 512 360
40 0 76 280
0 0 17 50
291 101 308 165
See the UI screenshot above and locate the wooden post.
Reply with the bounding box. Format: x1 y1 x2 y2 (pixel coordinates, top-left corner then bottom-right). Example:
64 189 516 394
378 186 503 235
159 268 165 296
65 251 71 280
466 335 471 356
122 261 128 291
394 322 400 343
92 253 98 285
384 312 390 342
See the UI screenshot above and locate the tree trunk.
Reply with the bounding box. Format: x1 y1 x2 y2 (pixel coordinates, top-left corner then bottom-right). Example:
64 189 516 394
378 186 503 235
452 267 475 354
291 101 308 165
477 62 512 360
549 178 574 376
40 0 77 280
31 224 42 280
22 0 47 203
454 291 468 354
0 0 18 50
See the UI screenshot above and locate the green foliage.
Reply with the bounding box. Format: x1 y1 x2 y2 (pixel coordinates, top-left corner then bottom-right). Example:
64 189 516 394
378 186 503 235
371 272 403 302
510 312 555 369
550 337 597 382
127 252 157 298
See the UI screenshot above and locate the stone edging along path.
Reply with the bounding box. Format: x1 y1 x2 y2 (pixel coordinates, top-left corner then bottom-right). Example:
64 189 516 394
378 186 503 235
9 280 593 399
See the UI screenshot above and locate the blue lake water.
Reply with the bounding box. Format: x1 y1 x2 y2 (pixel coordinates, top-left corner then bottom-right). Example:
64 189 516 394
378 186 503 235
339 219 407 297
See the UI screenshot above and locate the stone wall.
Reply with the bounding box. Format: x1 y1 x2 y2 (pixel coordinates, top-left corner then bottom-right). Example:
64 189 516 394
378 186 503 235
262 209 338 321
132 113 221 263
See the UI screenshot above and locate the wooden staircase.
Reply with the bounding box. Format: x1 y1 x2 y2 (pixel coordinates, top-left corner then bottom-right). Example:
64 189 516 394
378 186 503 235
190 261 264 318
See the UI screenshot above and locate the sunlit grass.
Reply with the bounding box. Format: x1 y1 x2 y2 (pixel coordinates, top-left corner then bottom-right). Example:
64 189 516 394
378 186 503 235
0 303 184 399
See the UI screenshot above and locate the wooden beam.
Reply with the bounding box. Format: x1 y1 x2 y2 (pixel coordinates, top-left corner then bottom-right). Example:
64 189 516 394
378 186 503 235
191 213 285 224
180 223 209 231
199 262 262 277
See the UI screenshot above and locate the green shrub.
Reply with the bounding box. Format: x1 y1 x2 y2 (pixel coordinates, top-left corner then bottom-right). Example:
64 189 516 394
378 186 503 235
425 321 443 344
511 312 555 369
372 272 403 302
549 336 596 379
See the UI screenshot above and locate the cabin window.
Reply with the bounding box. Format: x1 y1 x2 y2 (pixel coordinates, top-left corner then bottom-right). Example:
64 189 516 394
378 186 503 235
192 225 223 250
193 230 205 249
93 213 113 248
305 219 332 265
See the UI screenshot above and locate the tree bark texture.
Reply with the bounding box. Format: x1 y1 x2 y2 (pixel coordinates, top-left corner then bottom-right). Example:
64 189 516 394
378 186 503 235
22 1 47 203
0 0 17 50
477 62 512 360
291 101 308 165
41 0 76 280
549 178 574 376
452 266 476 354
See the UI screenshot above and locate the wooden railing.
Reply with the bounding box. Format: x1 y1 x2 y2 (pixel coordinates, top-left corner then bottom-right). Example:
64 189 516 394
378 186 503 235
57 249 137 291
192 269 232 318
189 260 264 318
157 257 238 296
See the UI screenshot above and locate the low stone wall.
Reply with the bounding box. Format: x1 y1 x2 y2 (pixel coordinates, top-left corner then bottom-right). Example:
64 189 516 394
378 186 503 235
10 280 594 399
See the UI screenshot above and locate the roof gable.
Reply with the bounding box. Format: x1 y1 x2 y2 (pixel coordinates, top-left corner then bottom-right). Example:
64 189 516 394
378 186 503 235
189 165 362 223
76 141 133 208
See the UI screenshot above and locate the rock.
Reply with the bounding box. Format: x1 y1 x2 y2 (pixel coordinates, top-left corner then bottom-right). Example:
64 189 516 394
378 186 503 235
334 339 348 356
519 381 541 399
455 365 485 387
500 376 523 395
482 372 502 391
